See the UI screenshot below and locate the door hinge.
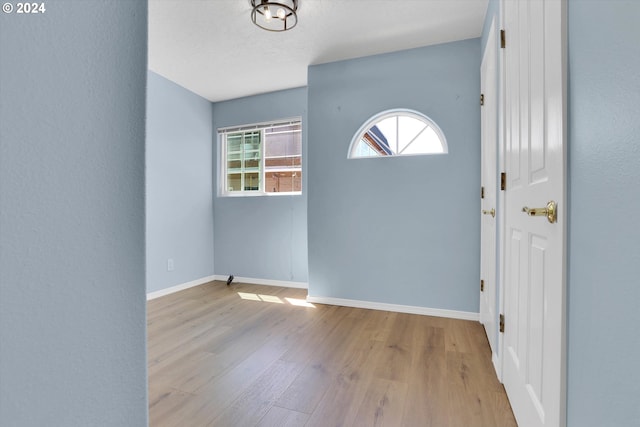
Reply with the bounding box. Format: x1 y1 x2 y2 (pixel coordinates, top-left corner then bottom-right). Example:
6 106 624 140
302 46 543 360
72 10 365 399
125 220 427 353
500 29 506 48
480 279 484 292
500 172 506 191
480 93 485 106
499 314 505 333
481 186 485 199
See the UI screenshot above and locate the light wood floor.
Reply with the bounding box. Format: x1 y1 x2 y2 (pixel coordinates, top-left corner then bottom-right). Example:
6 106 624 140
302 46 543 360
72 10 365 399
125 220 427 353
148 281 517 427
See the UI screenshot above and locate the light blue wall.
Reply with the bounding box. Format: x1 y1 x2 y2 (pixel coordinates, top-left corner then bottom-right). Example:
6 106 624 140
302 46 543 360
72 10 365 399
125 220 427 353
567 1 640 426
307 39 481 312
0 1 148 426
146 71 214 293
212 88 308 283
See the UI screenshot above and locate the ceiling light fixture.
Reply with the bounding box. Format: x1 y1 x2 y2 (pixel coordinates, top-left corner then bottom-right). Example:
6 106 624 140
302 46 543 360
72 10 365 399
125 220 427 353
251 0 298 32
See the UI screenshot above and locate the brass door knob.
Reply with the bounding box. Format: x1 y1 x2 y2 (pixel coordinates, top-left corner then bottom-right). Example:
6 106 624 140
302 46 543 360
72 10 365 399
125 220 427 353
482 208 495 218
522 201 557 223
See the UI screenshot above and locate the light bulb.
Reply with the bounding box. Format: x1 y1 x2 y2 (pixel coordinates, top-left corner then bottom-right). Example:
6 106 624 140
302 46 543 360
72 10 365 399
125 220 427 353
277 8 286 19
264 6 272 21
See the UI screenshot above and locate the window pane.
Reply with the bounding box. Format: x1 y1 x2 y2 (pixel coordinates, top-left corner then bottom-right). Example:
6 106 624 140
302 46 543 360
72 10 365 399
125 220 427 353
244 131 261 151
227 173 241 192
227 159 241 170
349 110 447 159
244 157 261 170
398 115 427 153
376 117 397 153
402 126 445 154
244 149 260 161
227 151 241 170
265 129 301 157
265 156 302 168
265 171 302 193
227 134 242 152
264 123 302 192
244 172 260 191
354 139 380 157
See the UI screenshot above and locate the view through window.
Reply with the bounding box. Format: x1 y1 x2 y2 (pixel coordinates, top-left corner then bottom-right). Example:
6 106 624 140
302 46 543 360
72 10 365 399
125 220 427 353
349 109 447 158
219 118 302 196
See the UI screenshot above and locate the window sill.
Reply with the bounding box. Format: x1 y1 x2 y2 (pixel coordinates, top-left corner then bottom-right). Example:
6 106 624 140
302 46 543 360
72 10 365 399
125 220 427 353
217 191 302 198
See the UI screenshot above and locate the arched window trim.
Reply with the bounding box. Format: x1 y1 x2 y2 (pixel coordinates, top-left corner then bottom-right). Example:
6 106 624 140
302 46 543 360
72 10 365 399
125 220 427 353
347 108 448 159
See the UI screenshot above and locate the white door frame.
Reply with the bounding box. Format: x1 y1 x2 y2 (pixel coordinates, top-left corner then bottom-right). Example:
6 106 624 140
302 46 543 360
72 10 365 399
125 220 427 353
495 0 508 384
480 15 500 375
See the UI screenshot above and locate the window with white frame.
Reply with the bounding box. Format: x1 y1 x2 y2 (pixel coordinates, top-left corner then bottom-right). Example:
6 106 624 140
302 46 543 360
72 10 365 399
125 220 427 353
348 109 447 158
219 118 302 196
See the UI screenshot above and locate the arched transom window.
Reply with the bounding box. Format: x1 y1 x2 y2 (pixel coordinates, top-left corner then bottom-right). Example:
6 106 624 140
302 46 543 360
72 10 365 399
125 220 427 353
348 109 448 158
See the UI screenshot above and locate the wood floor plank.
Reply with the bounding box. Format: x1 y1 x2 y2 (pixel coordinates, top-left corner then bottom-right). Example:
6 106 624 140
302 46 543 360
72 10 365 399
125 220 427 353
372 313 415 383
444 317 475 353
148 388 196 427
274 362 333 414
401 325 449 427
155 344 284 426
148 282 517 427
255 406 310 427
446 351 492 427
352 378 409 427
209 359 304 427
302 366 371 427
148 324 233 376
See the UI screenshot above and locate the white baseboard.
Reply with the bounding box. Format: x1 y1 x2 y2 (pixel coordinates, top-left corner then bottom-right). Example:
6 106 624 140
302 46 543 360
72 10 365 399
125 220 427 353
146 275 217 300
306 295 479 321
213 275 308 289
148 278 476 322
492 352 502 382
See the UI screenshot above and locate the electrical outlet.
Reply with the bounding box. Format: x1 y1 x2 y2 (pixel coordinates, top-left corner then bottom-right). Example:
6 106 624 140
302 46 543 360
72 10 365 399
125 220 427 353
167 258 174 272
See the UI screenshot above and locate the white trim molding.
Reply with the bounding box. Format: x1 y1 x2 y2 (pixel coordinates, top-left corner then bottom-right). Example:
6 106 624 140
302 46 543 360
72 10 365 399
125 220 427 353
147 275 309 301
148 278 475 323
306 295 479 321
146 275 217 300
213 275 308 289
492 352 502 382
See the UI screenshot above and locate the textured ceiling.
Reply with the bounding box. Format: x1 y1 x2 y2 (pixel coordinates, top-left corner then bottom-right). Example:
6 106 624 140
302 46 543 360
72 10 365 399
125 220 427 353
149 0 489 102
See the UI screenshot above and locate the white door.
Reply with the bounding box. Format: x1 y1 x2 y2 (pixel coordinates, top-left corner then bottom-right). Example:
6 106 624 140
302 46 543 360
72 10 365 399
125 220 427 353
502 0 566 426
480 19 498 359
